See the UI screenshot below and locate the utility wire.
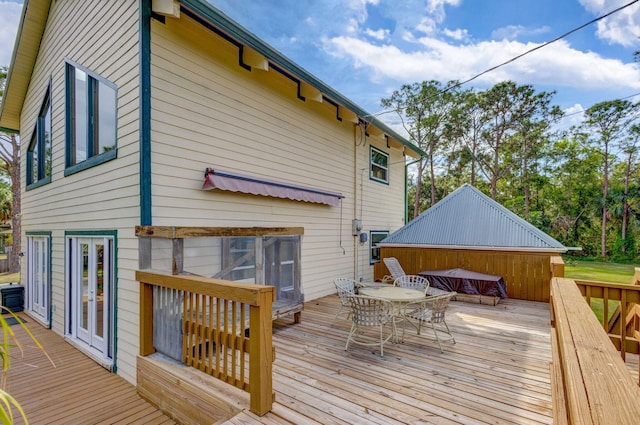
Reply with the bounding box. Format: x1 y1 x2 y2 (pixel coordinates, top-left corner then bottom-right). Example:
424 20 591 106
365 0 640 119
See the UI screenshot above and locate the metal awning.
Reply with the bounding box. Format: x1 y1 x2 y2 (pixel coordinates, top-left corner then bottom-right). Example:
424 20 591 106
202 168 344 206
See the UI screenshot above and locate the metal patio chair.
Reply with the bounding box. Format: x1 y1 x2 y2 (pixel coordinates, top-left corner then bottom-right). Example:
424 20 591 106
334 277 360 321
394 275 430 292
383 257 406 280
406 287 457 352
345 295 396 356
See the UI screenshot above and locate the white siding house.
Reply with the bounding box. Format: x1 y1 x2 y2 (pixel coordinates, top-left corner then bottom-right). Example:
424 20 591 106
0 0 425 384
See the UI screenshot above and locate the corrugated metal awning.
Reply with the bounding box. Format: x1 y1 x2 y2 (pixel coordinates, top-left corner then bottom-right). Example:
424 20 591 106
202 168 344 206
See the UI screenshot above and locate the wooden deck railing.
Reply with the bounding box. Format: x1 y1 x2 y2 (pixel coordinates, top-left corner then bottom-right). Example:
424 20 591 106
136 270 275 416
572 278 640 359
550 277 640 424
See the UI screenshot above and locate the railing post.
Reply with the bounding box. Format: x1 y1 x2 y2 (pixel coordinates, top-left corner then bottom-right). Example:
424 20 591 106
248 289 274 416
140 281 155 356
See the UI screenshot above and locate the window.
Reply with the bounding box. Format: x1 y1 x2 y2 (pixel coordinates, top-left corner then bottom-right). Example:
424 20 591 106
65 62 117 174
370 146 389 184
370 231 389 264
221 235 302 303
26 88 52 188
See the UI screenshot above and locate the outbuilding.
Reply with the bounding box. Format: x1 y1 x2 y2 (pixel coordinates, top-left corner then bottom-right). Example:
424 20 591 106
375 184 568 302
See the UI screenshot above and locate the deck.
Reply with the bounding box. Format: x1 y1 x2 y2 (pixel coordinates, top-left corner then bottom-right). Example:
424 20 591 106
4 316 176 425
5 296 639 424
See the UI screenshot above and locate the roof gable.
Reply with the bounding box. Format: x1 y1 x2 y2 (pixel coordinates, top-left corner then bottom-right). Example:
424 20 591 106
382 184 566 251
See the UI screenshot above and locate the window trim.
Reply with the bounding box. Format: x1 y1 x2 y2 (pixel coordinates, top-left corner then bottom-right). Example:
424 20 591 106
26 84 52 190
64 60 118 176
369 230 389 264
370 146 389 184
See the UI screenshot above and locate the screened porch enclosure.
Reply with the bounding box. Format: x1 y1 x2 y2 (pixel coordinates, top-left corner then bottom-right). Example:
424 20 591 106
137 226 304 322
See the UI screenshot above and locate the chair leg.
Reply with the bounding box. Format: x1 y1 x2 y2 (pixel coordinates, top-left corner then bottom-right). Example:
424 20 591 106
442 321 456 344
379 324 384 356
430 322 444 353
345 323 358 351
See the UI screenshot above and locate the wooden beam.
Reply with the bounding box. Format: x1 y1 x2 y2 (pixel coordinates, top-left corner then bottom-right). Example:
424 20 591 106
338 105 359 123
242 46 269 71
299 82 322 103
152 0 180 18
135 226 304 238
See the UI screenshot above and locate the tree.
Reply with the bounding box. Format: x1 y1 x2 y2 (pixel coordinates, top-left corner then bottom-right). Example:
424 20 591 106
475 81 559 201
381 80 464 215
582 99 640 257
0 65 21 273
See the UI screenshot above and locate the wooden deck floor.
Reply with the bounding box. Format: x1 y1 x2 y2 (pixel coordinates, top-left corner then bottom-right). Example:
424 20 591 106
4 316 176 425
5 296 638 424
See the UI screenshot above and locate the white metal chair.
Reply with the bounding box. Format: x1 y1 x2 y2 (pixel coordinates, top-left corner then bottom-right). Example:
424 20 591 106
383 257 406 280
394 275 429 292
334 278 360 321
406 287 457 352
345 295 396 356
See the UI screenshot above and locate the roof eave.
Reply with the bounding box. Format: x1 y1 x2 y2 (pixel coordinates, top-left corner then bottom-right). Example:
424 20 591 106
378 243 568 253
0 0 50 132
178 0 426 159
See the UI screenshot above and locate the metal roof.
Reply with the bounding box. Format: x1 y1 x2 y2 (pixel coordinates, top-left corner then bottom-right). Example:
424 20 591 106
381 184 567 252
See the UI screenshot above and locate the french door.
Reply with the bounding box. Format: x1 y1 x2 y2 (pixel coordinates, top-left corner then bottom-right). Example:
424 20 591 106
68 235 114 361
26 235 50 324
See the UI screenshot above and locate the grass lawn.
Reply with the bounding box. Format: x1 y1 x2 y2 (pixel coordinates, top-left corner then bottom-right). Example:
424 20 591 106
0 273 20 284
564 260 636 284
564 259 637 324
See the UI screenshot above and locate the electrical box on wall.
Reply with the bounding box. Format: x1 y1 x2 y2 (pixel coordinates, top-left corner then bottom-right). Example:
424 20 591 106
359 232 368 244
352 219 362 236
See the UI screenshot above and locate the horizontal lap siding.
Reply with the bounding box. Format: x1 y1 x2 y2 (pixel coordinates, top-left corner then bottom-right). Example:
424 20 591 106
377 247 553 302
20 0 140 383
149 15 407 300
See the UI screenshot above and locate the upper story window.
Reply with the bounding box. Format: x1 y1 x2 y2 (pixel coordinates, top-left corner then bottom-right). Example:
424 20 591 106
65 61 117 175
27 87 52 189
370 146 389 184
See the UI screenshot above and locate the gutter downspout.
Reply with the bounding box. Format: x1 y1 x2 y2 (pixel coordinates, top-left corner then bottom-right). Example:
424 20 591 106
353 124 359 280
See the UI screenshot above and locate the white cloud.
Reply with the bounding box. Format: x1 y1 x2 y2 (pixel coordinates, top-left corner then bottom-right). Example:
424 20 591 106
324 35 640 91
0 1 23 67
365 28 390 40
491 25 551 41
442 28 468 41
578 0 640 47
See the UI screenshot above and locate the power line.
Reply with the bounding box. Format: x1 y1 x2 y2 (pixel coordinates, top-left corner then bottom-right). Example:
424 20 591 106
562 91 640 119
366 0 640 119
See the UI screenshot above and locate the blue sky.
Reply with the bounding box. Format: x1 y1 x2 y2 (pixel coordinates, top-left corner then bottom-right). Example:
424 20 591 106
2 0 640 131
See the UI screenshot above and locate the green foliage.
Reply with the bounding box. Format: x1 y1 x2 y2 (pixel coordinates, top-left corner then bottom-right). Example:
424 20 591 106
393 78 640 260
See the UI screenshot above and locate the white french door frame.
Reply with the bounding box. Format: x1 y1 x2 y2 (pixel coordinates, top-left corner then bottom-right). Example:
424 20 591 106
66 233 116 365
26 233 51 326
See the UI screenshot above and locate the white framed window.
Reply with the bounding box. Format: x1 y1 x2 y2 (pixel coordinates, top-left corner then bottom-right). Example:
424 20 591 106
26 233 51 325
370 146 389 184
369 230 389 264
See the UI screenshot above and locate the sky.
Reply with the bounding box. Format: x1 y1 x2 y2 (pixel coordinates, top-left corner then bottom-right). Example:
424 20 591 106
1 0 640 132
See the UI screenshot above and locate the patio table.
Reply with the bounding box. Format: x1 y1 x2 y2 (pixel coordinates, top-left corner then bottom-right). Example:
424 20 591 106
359 286 427 342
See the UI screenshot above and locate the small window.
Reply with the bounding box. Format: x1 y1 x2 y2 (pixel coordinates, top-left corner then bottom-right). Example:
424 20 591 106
65 62 117 175
370 146 389 184
370 230 389 264
27 88 52 188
